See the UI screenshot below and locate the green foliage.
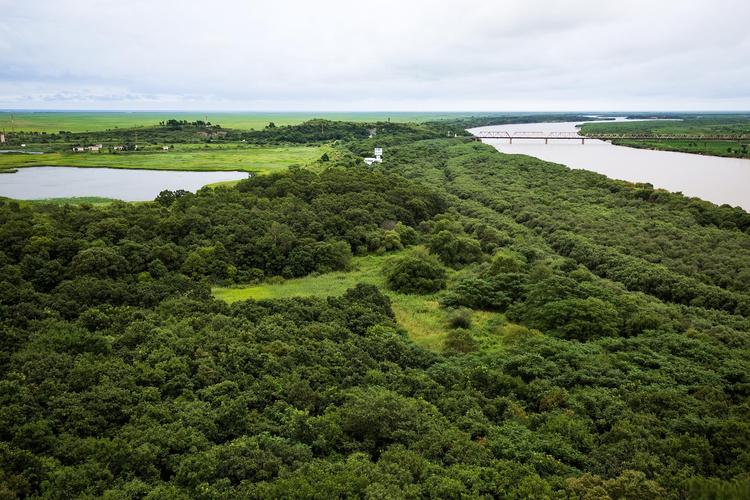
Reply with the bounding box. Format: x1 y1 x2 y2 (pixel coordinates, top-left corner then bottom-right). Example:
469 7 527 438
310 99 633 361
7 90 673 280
428 230 483 267
441 273 525 311
518 296 621 341
489 249 526 274
385 250 447 294
443 329 479 355
1 118 750 497
447 308 472 329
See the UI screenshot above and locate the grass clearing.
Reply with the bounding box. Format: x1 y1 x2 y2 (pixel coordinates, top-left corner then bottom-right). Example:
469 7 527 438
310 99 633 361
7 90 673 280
0 144 326 173
213 251 508 351
213 253 386 302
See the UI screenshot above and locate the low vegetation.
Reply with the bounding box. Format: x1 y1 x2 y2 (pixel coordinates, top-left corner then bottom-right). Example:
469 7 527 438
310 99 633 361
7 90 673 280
0 144 327 174
384 249 447 294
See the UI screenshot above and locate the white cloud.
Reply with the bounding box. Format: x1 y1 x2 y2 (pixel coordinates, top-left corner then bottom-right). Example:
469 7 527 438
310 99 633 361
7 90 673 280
0 0 748 110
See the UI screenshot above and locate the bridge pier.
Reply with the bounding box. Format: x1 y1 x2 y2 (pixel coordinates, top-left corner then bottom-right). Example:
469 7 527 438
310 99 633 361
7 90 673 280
581 138 585 145
545 138 548 144
509 138 512 145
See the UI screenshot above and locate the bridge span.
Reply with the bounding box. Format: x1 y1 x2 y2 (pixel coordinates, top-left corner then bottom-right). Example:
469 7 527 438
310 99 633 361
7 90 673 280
473 131 750 144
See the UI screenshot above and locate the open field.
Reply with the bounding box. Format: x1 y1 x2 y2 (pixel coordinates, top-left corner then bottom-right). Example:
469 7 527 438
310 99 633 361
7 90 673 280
0 111 476 133
0 144 326 174
213 251 505 351
213 253 387 302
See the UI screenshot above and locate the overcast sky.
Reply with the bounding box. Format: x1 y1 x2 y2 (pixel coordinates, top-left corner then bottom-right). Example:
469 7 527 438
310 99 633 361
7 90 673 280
1 0 749 111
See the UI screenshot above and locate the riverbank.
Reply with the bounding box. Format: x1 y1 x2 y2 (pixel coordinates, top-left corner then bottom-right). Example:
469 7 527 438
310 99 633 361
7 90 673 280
580 117 750 159
471 120 750 210
600 138 749 159
0 166 249 202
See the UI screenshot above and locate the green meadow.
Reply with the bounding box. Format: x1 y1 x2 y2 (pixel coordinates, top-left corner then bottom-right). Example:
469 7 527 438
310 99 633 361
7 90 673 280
0 144 327 174
213 251 507 351
0 111 469 133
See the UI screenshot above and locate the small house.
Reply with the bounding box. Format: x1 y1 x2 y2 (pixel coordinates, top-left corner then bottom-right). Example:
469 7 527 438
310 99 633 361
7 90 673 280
72 146 85 152
0 133 5 143
113 145 124 151
162 145 170 151
363 147 383 166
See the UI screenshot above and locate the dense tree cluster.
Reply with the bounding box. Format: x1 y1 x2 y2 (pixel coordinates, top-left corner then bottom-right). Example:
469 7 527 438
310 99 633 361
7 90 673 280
385 250 447 294
161 119 213 129
2 118 461 152
0 166 443 322
2 126 750 497
4 124 224 149
237 119 456 146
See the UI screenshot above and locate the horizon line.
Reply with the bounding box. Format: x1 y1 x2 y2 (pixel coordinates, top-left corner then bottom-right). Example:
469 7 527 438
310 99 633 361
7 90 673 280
2 109 749 114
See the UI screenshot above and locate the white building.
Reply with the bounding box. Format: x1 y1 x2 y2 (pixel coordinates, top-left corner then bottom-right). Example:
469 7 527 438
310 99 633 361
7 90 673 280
72 146 85 152
363 147 383 166
0 132 5 143
162 145 170 151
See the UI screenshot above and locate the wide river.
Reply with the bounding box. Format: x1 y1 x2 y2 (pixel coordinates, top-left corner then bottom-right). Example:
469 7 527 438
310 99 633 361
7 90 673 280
470 120 750 211
0 167 248 202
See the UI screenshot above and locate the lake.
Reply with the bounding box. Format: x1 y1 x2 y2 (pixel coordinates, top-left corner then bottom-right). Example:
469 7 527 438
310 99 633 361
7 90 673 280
470 120 750 211
0 166 249 201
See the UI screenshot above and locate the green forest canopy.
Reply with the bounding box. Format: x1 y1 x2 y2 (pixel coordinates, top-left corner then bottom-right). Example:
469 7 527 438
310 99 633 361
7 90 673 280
1 120 750 498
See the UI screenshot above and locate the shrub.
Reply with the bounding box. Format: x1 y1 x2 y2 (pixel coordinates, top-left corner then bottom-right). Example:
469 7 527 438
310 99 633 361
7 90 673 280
489 249 526 274
447 308 472 329
382 231 403 251
385 251 447 294
440 273 526 311
393 222 419 246
443 329 478 354
428 230 484 267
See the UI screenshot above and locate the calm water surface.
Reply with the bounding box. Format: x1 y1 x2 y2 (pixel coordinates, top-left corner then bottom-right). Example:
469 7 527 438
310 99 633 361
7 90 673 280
0 167 248 201
470 120 750 211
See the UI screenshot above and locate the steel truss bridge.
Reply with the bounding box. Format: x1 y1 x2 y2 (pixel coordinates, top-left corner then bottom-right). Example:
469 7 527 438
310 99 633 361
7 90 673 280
473 131 750 144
